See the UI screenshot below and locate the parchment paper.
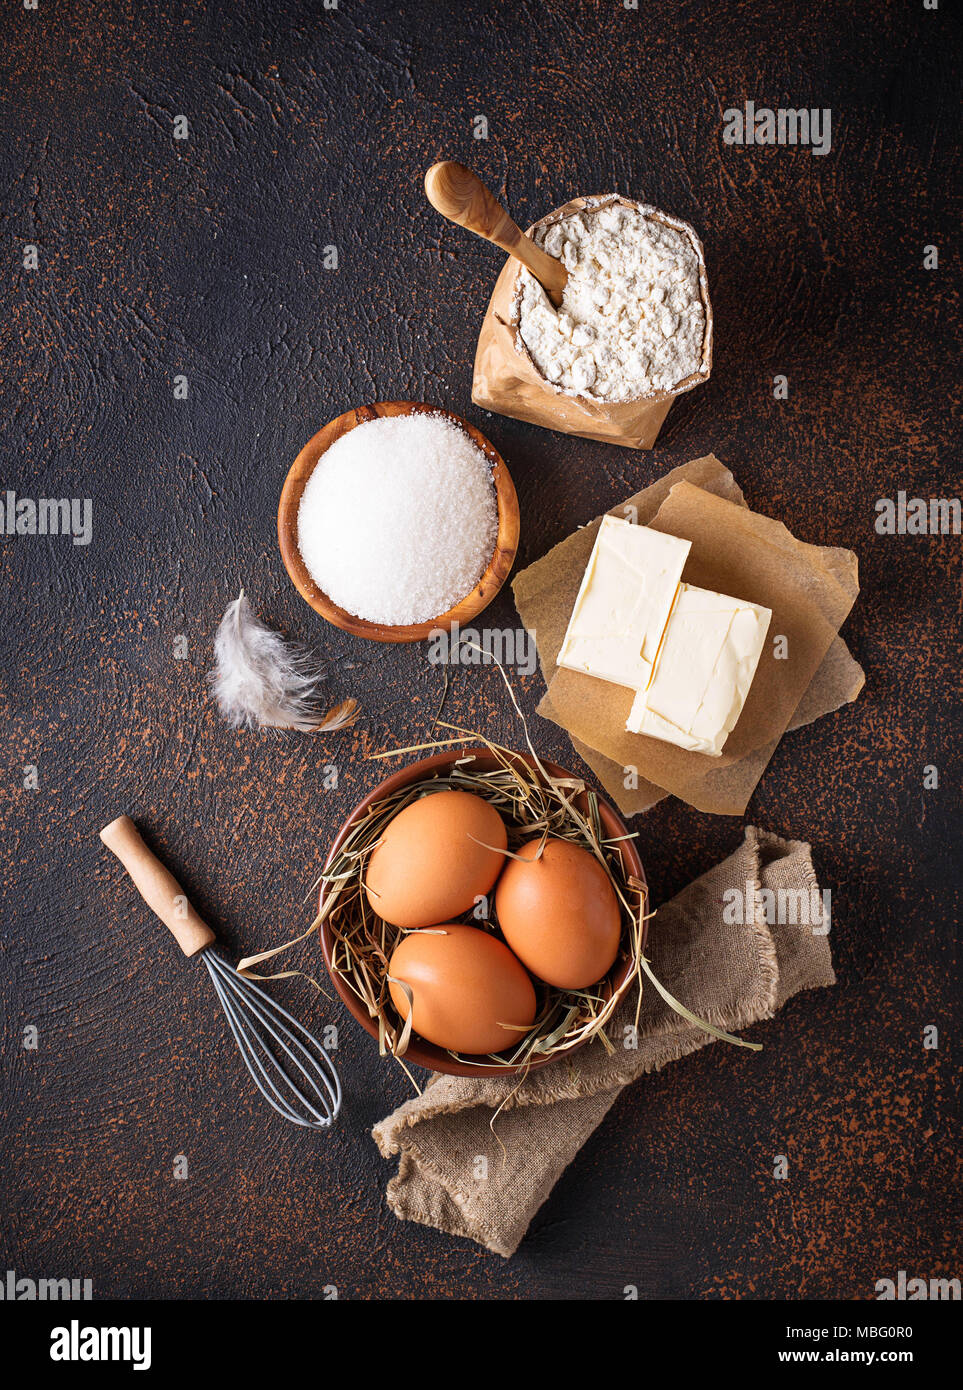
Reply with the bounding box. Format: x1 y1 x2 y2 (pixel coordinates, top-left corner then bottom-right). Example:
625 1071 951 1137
513 457 864 816
472 196 712 449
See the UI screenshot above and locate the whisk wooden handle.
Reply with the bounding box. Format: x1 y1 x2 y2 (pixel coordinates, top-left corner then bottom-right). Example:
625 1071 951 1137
99 815 216 957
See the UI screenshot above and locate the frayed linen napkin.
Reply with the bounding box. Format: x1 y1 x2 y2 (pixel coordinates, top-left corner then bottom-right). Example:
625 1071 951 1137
373 826 835 1257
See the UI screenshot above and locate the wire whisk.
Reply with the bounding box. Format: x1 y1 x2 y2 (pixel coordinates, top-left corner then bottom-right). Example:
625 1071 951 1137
100 815 341 1131
203 949 340 1129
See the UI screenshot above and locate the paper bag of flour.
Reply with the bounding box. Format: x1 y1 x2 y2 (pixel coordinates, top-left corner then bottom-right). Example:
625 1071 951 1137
472 195 713 449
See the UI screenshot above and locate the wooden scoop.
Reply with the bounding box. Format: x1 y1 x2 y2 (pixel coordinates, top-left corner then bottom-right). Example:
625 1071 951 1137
425 161 567 308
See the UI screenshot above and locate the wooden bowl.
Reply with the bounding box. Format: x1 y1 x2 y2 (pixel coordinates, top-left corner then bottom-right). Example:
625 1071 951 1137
318 748 648 1078
278 402 520 643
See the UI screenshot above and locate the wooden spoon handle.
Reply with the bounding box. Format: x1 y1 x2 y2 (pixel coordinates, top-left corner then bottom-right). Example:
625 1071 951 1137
100 814 216 957
425 161 567 306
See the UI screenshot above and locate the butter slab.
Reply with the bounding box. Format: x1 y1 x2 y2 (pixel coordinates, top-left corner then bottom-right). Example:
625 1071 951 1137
557 515 691 690
626 583 772 756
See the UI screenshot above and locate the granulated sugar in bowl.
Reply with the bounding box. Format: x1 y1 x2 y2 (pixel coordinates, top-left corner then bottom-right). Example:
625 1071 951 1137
296 413 499 626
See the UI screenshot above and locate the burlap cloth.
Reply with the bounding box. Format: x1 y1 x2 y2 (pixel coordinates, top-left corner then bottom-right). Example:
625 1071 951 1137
373 825 835 1256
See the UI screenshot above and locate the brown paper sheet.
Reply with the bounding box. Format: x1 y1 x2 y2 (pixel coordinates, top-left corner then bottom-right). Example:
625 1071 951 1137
512 457 864 817
471 195 712 449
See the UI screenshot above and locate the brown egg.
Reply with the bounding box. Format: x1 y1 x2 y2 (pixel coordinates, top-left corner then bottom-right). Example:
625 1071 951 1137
388 925 536 1055
495 837 622 989
364 789 507 929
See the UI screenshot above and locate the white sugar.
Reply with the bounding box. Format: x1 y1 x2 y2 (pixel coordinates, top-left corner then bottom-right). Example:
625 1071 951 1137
297 413 499 626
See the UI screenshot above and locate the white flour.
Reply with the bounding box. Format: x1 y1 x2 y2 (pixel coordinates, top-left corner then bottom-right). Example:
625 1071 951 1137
513 201 707 402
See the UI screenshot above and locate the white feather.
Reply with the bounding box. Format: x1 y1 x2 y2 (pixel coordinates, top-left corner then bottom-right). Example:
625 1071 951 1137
209 590 357 733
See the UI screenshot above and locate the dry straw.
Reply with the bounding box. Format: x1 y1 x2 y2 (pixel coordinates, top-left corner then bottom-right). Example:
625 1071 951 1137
239 657 758 1072
322 728 649 1071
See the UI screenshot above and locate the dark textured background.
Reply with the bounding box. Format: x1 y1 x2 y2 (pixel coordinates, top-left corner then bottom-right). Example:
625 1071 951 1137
1 0 960 1301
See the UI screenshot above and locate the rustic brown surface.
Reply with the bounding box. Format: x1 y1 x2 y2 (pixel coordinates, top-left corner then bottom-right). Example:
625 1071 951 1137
0 0 960 1300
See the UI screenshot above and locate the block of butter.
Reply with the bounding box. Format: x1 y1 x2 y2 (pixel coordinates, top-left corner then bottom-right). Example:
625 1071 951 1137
556 516 691 690
626 583 772 756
